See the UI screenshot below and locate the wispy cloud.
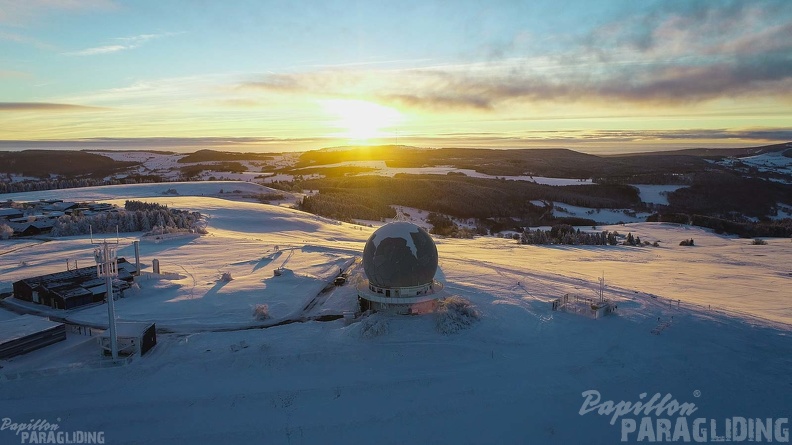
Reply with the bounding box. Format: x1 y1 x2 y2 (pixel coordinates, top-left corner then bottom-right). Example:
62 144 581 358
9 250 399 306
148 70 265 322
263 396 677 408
0 129 786 154
0 136 324 150
0 102 105 111
63 32 182 56
0 30 55 50
65 44 127 56
396 128 792 154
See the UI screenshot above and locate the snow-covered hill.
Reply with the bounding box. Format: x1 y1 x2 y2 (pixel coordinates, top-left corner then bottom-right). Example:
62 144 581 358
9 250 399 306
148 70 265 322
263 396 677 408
0 183 790 444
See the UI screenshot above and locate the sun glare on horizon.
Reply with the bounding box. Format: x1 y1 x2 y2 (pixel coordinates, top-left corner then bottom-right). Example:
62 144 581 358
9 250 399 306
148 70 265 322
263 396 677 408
321 99 403 142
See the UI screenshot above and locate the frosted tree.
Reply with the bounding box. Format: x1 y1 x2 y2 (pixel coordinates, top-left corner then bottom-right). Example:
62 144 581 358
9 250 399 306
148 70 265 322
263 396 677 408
0 223 13 240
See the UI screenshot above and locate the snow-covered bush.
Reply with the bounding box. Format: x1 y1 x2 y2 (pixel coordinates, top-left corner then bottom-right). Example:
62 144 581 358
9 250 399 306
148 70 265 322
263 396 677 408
360 316 389 338
751 238 768 245
124 282 142 296
0 223 13 240
253 304 270 320
220 272 233 282
436 296 480 334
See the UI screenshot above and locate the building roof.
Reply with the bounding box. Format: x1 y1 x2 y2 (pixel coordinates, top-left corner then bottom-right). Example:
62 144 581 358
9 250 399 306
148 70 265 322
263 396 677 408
0 315 64 344
16 258 135 301
99 321 154 338
0 208 22 218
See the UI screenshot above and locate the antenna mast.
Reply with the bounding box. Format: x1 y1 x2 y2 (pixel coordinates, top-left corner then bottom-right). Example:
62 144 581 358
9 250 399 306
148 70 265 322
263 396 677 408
598 272 605 303
92 226 120 359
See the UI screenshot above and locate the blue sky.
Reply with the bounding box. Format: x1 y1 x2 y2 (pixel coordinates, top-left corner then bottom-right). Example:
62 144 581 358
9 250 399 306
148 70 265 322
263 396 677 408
1 0 791 153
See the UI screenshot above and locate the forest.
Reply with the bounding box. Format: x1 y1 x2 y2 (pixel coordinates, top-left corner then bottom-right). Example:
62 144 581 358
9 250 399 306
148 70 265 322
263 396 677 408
0 151 136 178
293 175 641 221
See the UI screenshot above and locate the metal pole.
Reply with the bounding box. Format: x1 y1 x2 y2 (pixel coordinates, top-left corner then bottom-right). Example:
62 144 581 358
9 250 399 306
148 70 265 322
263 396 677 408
133 240 141 275
104 243 118 359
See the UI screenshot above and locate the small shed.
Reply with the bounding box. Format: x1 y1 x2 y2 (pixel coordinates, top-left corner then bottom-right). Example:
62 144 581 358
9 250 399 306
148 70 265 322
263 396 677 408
99 322 156 357
0 315 66 359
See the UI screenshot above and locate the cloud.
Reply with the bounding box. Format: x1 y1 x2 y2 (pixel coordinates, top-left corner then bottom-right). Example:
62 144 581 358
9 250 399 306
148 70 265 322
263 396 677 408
238 56 788 112
233 2 792 112
64 45 127 56
394 128 792 153
236 47 792 111
0 102 105 111
550 129 792 143
0 30 55 50
64 32 182 56
0 129 786 154
0 136 325 150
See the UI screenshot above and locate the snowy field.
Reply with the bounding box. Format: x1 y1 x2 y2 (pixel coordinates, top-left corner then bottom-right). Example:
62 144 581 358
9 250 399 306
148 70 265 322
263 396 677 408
293 160 594 185
632 184 686 205
527 200 652 224
553 203 651 224
83 151 299 183
1 183 791 444
716 150 792 184
0 180 284 203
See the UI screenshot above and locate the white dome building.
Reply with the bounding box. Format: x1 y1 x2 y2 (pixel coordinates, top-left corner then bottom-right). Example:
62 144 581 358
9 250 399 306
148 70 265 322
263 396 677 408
358 221 444 314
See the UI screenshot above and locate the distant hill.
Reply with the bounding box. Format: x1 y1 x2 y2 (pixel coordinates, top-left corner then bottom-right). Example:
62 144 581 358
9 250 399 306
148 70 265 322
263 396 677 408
0 150 137 178
615 142 792 159
297 145 712 178
177 149 276 163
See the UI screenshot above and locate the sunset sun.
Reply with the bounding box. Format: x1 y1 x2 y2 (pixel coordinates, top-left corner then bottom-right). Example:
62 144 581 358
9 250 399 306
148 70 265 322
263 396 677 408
322 99 402 142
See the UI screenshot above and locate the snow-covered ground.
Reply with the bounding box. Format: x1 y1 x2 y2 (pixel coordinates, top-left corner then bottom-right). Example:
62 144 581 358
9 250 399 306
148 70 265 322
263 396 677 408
84 150 297 183
0 180 289 203
775 202 792 220
1 183 791 444
530 200 652 224
631 184 685 205
716 150 792 184
294 160 594 185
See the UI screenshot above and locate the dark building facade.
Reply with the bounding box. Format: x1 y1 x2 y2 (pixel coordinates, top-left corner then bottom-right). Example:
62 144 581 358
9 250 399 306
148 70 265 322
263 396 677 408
13 258 136 310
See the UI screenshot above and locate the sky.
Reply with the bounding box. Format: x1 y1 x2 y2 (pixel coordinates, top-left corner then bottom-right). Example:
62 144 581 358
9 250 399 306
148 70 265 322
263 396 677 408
0 0 791 154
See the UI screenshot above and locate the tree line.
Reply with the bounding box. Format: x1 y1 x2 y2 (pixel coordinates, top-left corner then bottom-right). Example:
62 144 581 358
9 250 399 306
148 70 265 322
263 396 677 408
49 201 204 237
0 176 167 195
647 213 792 238
520 224 621 245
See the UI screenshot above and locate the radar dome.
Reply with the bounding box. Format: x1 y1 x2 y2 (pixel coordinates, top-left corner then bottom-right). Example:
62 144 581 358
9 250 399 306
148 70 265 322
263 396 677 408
362 221 438 289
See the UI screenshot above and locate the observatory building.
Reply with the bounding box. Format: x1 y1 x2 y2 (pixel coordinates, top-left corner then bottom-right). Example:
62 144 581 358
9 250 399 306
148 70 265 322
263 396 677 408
358 221 444 314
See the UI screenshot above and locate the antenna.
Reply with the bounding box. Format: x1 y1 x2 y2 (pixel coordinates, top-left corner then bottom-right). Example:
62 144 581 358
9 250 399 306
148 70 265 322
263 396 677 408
91 225 120 360
394 207 409 222
598 272 605 303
